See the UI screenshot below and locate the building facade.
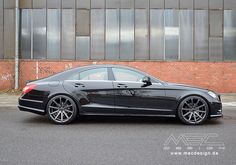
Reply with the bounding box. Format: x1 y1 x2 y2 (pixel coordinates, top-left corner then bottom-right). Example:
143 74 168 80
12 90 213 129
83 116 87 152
0 0 236 92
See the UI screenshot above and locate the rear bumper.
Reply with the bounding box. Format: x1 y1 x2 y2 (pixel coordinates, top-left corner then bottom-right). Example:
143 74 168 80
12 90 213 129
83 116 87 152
18 96 46 115
18 105 45 115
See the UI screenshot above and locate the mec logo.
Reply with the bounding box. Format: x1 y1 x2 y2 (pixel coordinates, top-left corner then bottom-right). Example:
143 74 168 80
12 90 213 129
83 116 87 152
164 133 224 147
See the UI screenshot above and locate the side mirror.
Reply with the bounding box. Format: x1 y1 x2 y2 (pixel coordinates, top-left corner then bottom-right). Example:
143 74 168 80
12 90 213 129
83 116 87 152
142 76 152 86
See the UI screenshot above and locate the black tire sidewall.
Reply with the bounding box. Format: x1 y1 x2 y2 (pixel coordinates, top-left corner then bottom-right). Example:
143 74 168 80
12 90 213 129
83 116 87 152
46 95 78 124
178 96 209 125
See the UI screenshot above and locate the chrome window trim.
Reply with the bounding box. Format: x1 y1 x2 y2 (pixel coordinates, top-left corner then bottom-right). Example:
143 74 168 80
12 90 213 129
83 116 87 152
112 80 163 86
65 80 112 82
65 79 163 86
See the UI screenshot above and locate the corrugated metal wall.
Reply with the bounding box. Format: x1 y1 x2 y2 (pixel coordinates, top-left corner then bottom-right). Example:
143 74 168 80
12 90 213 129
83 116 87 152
0 0 236 61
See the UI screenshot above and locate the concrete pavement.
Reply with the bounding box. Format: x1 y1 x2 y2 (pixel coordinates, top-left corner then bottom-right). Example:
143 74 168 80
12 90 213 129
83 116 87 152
0 94 19 107
0 106 236 165
221 93 236 106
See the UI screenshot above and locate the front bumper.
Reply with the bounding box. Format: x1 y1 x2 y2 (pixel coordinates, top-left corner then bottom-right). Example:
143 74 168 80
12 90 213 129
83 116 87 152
209 101 223 118
210 113 223 118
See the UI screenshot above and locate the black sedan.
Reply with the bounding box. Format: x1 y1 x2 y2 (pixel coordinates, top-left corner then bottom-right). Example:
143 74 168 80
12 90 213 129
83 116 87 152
18 64 222 125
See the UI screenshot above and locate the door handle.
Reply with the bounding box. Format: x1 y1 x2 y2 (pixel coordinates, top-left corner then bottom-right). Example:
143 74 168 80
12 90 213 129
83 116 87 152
74 83 85 88
117 83 128 88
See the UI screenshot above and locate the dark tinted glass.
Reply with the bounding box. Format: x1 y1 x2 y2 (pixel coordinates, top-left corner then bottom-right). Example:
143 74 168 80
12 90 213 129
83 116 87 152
80 68 108 80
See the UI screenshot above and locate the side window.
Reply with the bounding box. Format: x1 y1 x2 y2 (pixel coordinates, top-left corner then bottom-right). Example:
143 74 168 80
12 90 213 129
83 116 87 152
112 68 144 82
68 73 79 80
79 68 108 80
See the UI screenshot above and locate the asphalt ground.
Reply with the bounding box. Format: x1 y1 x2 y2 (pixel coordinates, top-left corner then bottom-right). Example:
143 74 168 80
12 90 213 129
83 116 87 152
0 104 236 165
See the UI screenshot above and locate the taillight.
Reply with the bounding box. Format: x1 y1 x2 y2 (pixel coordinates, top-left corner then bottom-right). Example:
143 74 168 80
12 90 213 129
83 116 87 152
22 84 37 95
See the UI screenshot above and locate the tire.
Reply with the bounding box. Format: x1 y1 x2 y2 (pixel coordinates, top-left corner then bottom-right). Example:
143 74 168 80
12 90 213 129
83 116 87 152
177 96 209 125
46 95 78 124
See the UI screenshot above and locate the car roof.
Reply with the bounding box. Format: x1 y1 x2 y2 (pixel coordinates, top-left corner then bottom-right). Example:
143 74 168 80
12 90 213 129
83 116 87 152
65 64 142 73
74 64 137 70
34 64 163 84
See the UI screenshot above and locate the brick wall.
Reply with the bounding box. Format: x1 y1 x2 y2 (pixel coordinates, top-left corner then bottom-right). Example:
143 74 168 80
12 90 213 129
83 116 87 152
0 60 236 93
0 60 15 90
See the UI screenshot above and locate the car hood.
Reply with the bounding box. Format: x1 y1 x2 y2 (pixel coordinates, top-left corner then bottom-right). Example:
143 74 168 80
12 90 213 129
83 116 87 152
164 82 209 92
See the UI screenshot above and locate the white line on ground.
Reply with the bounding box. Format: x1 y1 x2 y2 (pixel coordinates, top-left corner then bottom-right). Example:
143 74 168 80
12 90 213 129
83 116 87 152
223 102 236 107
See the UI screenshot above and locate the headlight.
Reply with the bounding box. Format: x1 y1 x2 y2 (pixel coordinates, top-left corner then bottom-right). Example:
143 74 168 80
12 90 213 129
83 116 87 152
208 91 218 100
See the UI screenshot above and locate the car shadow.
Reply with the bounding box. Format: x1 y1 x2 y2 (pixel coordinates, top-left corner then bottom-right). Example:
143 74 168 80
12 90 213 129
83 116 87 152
21 115 51 125
75 116 181 125
75 116 223 125
21 115 223 126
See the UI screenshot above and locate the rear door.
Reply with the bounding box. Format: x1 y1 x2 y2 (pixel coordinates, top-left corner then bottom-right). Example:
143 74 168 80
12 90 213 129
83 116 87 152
63 68 115 114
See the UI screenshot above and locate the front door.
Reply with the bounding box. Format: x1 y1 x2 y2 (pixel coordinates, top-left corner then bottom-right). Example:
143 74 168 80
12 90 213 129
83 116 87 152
111 68 171 115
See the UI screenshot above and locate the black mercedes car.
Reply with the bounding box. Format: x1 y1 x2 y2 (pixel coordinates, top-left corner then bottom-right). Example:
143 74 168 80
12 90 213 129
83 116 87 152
18 64 222 125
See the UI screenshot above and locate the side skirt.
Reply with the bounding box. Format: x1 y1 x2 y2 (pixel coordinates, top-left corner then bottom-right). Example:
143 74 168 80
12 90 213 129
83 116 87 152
79 113 176 118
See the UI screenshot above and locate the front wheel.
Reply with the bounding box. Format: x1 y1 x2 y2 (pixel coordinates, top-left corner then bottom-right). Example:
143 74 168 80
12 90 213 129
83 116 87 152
178 96 209 125
46 95 78 124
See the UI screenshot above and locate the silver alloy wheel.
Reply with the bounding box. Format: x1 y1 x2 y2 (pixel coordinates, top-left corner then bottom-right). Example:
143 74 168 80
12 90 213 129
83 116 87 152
47 95 76 123
180 96 208 124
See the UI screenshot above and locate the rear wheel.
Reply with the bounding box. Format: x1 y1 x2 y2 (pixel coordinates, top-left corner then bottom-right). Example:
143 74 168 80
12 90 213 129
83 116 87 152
46 95 78 124
178 96 209 125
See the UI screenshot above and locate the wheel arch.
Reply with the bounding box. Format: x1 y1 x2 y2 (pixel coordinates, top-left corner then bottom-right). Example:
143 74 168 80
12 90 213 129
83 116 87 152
45 93 81 114
176 94 211 118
